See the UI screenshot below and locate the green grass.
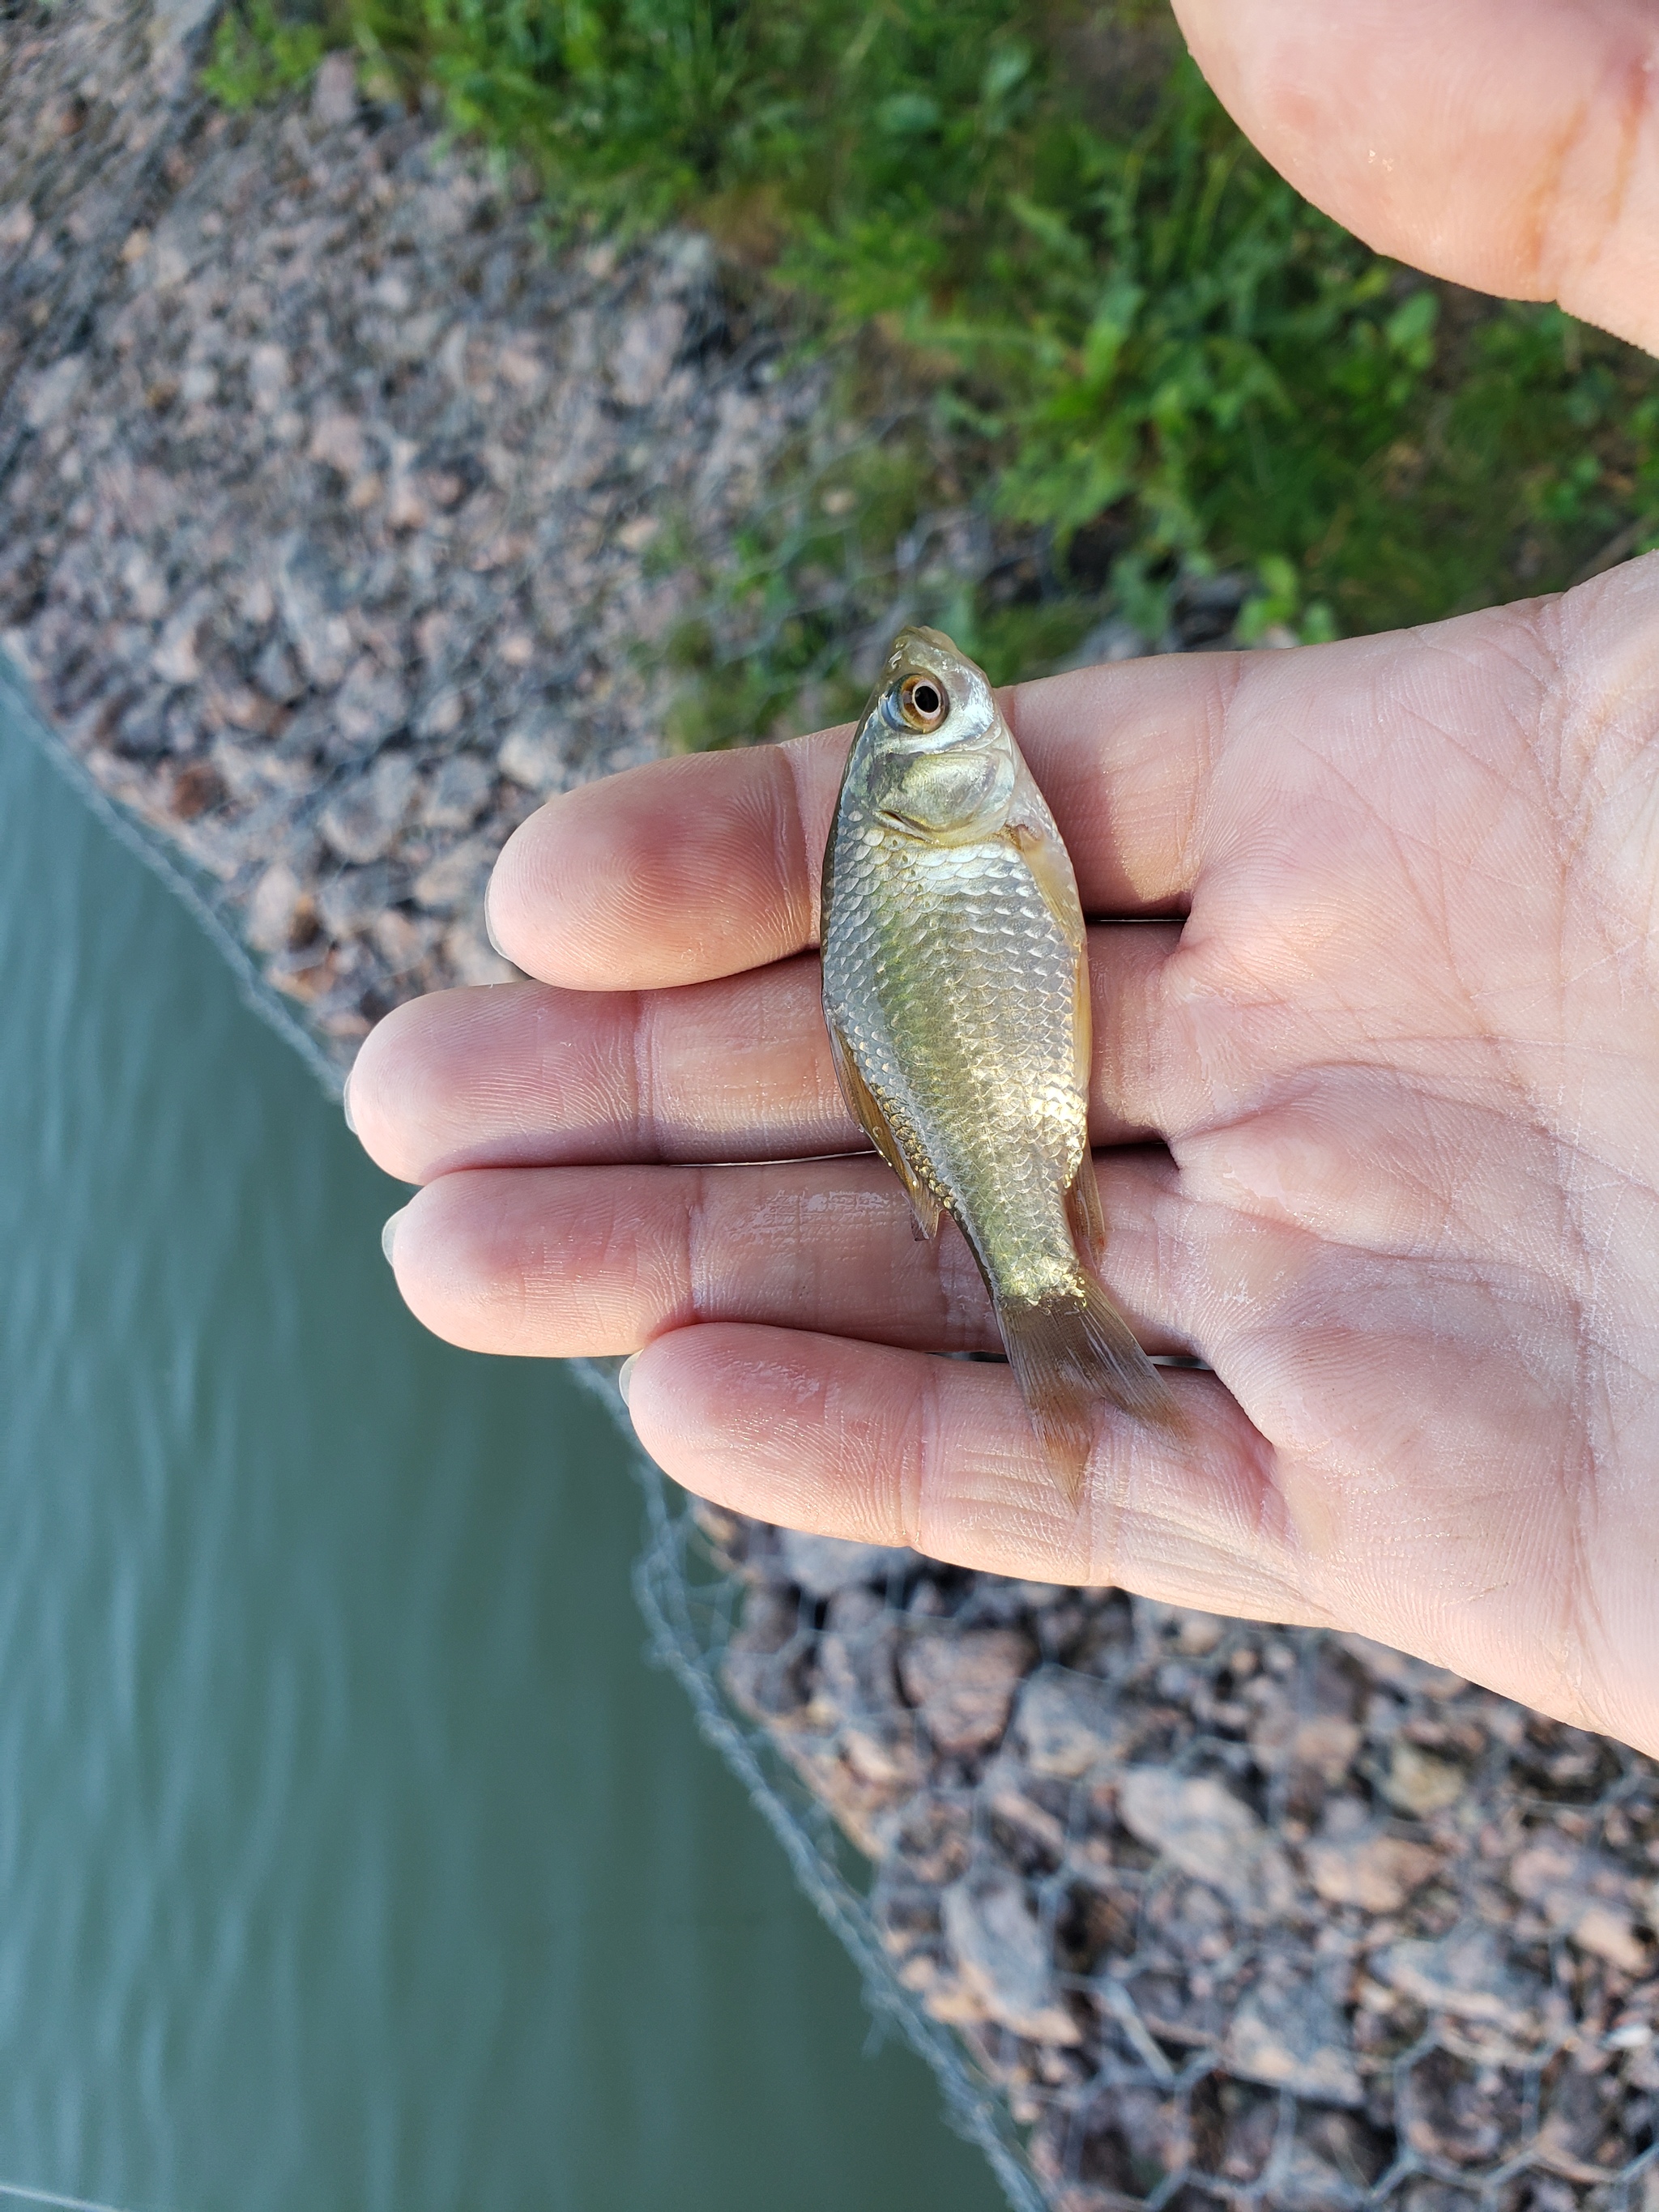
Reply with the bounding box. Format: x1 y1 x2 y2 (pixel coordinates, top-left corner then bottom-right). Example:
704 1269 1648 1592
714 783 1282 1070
205 0 1659 735
202 0 339 103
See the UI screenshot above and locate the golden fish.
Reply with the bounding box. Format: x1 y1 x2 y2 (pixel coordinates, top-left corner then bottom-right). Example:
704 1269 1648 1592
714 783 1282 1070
820 626 1175 1492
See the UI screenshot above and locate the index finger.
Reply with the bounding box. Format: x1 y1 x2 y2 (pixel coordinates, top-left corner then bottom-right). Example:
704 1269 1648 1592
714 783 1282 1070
486 650 1235 991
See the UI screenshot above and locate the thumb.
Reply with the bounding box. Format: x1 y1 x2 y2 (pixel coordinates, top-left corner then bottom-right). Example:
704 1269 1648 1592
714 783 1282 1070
1171 0 1659 358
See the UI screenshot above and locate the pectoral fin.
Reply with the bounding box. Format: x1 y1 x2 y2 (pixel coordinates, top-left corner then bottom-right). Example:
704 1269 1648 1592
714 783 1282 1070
1007 816 1085 954
825 1013 943 1241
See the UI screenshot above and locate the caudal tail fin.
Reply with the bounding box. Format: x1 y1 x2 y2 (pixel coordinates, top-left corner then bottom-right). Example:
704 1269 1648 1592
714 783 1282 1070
996 1277 1179 1502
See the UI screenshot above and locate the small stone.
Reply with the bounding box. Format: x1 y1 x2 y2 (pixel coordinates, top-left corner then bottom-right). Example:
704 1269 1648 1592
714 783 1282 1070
900 1629 1033 1758
23 354 87 430
317 863 396 938
610 299 687 407
420 752 495 830
254 637 305 705
150 595 210 685
319 753 417 863
723 1588 808 1727
1306 1829 1441 1913
939 1867 1078 2044
247 343 290 410
1291 1715 1364 1781
206 683 284 735
369 909 442 974
115 692 172 757
331 657 410 752
412 833 493 914
1570 1903 1647 1974
121 550 168 621
415 689 468 741
778 1530 914 1598
498 718 574 792
168 760 224 821
497 339 544 392
308 411 367 478
1116 1769 1296 1917
245 861 312 953
1012 1668 1124 1780
386 479 429 531
150 240 190 289
1379 1928 1544 2035
1143 1603 1226 1656
310 50 357 126
274 535 352 690
1224 1958 1364 2107
1384 1741 1466 1817
979 1758 1068 1864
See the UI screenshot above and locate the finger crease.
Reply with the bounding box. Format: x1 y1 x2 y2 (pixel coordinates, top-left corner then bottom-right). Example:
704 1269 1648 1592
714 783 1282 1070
628 991 659 1160
681 1166 713 1327
902 1360 942 1554
776 740 820 948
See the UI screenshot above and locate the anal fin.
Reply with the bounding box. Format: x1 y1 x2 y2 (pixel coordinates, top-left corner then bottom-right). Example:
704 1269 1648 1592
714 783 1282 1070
825 1013 943 1240
1064 1149 1108 1268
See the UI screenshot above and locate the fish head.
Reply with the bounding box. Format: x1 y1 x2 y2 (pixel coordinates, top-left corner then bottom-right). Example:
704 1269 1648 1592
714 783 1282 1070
847 627 1015 841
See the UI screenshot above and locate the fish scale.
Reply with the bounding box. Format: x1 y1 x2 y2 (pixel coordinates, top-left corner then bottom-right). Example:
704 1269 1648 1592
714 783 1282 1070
827 829 1084 1301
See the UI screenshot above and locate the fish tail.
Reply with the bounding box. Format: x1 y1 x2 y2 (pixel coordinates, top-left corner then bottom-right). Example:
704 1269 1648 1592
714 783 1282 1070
996 1280 1181 1503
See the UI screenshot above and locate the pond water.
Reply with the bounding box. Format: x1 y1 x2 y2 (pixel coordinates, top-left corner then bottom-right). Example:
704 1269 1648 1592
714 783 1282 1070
0 700 1004 2212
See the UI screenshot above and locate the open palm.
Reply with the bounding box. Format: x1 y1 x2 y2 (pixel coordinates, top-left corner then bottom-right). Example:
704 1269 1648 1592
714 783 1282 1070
353 565 1659 1754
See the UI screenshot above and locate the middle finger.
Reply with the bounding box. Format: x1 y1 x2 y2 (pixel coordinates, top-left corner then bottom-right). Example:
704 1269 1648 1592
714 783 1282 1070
352 922 1186 1183
385 1148 1200 1360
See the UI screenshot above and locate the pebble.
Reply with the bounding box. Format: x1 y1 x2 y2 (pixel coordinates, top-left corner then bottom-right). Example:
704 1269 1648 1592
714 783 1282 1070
940 1867 1079 2045
899 1627 1033 1758
319 754 417 865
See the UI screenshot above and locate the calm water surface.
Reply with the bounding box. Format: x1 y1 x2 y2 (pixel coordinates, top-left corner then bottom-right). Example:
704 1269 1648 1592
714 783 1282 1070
0 705 1004 2212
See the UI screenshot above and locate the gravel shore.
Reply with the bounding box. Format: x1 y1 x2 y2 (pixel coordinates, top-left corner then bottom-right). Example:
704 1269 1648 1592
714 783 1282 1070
697 1508 1659 2212
1 32 821 1061
3 11 1655 2207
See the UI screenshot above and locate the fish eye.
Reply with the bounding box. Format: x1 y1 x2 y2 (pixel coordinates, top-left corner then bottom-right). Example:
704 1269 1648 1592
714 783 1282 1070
898 674 949 731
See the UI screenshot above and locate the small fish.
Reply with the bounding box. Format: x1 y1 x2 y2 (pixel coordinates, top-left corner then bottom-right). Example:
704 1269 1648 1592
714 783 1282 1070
820 626 1176 1494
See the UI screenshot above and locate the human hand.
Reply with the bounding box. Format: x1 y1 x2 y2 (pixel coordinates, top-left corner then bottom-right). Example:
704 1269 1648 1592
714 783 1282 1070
352 562 1659 1755
1171 0 1659 357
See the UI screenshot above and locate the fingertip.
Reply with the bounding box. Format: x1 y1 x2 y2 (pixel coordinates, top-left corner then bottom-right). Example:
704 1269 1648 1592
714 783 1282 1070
344 990 498 1183
376 1174 516 1354
484 735 847 991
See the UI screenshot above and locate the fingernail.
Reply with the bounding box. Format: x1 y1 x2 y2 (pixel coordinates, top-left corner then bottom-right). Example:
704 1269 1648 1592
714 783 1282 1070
484 889 506 960
616 1351 641 1408
381 1207 407 1264
342 1068 357 1135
